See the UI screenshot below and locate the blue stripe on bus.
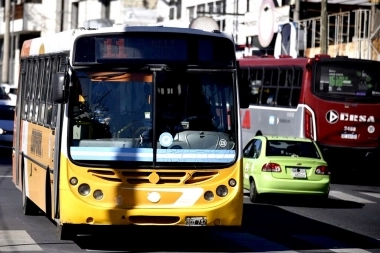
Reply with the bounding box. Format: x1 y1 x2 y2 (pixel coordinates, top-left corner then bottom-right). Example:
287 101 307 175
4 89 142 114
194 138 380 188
70 147 235 162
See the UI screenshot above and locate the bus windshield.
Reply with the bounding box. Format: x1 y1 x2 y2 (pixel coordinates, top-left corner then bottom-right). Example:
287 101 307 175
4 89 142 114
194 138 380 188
314 61 380 102
69 70 236 166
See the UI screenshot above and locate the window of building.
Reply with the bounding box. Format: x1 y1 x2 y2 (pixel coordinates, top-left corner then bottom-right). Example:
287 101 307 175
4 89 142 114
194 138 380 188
197 4 205 16
187 6 195 23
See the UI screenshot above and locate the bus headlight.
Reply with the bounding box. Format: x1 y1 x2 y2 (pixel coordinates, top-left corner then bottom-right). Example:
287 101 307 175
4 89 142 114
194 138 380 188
78 184 90 196
69 177 78 186
216 185 228 197
228 178 237 187
204 191 214 201
93 190 104 200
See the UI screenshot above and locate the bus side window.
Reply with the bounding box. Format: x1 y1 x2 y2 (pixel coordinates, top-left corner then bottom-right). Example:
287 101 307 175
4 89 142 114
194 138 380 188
277 68 292 107
248 68 262 105
277 89 291 107
290 69 303 107
261 68 278 106
291 89 301 107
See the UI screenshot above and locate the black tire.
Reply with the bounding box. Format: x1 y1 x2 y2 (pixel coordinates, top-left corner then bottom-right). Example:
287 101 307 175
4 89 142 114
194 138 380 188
57 223 75 240
22 174 40 215
249 179 260 203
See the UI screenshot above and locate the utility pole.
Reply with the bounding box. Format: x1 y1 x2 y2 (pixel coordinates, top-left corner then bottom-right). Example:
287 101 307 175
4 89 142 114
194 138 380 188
2 0 10 84
293 0 300 21
320 0 328 54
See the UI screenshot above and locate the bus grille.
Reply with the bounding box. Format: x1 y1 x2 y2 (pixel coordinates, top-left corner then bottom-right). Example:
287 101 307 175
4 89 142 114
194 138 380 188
87 170 219 185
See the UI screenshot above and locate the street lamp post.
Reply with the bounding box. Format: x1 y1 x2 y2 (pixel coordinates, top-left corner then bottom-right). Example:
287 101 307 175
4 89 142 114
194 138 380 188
320 0 328 54
2 0 11 85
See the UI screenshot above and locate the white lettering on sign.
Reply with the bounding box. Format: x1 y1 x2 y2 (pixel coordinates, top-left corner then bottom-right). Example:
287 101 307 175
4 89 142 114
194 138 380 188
340 113 375 122
341 133 358 139
344 126 356 131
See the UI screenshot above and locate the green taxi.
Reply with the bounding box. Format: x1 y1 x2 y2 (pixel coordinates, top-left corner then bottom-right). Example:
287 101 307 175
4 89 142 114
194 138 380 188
243 135 330 203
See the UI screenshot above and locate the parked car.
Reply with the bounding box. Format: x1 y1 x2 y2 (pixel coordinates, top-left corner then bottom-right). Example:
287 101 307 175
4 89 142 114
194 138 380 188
0 85 15 149
243 135 330 203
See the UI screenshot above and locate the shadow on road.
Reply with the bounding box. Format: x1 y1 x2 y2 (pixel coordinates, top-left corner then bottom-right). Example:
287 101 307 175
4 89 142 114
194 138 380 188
328 158 380 187
245 193 365 209
72 203 380 252
0 148 12 165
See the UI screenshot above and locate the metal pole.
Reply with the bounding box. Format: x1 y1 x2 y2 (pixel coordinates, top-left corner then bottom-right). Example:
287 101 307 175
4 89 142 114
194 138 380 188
320 0 328 54
293 0 300 21
2 0 11 84
370 3 376 60
9 1 14 85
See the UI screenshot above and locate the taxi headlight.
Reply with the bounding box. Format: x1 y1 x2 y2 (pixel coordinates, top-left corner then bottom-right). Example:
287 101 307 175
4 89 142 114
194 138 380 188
216 185 228 197
78 184 90 196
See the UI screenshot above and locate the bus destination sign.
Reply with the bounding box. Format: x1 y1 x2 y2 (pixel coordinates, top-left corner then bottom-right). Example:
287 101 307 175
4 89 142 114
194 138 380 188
95 37 188 61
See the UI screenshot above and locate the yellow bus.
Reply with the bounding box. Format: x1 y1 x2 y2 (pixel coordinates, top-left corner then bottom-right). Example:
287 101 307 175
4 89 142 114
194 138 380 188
12 25 246 240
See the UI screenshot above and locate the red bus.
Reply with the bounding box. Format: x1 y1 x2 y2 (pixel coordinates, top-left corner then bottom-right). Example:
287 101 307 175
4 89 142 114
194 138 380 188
238 54 380 165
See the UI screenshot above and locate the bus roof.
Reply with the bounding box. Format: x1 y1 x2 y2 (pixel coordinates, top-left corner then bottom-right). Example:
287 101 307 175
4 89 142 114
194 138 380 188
21 26 234 58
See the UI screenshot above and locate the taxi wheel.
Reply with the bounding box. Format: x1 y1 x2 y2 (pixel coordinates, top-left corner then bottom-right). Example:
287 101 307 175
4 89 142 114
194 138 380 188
249 179 260 203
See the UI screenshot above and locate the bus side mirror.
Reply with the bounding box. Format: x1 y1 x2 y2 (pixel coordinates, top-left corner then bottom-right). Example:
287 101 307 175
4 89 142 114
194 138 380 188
52 72 68 103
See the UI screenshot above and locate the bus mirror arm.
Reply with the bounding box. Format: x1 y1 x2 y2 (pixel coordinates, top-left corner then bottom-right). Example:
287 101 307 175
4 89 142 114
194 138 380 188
52 72 68 104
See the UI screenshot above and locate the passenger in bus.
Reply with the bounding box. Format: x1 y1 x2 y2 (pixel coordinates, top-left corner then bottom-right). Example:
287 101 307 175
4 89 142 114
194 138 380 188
266 94 275 105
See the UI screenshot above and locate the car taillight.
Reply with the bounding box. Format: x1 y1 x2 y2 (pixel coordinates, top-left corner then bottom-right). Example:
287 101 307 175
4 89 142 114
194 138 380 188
304 108 314 140
315 165 330 175
262 163 282 172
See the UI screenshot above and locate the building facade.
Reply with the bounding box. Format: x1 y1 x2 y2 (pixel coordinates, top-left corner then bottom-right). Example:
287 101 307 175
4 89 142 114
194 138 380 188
0 0 379 88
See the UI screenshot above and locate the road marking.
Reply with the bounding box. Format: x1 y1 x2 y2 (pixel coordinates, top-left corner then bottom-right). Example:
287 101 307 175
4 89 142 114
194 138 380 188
360 192 380 199
0 230 42 251
216 231 297 252
293 235 371 253
0 176 12 178
329 191 375 203
331 249 371 253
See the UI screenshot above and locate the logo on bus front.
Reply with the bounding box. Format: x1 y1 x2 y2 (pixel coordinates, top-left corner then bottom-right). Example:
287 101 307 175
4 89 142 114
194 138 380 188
326 110 339 124
326 110 375 124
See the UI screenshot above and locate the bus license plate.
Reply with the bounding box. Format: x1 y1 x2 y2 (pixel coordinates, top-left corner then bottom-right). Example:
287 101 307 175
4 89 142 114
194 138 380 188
185 217 207 226
291 168 306 178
